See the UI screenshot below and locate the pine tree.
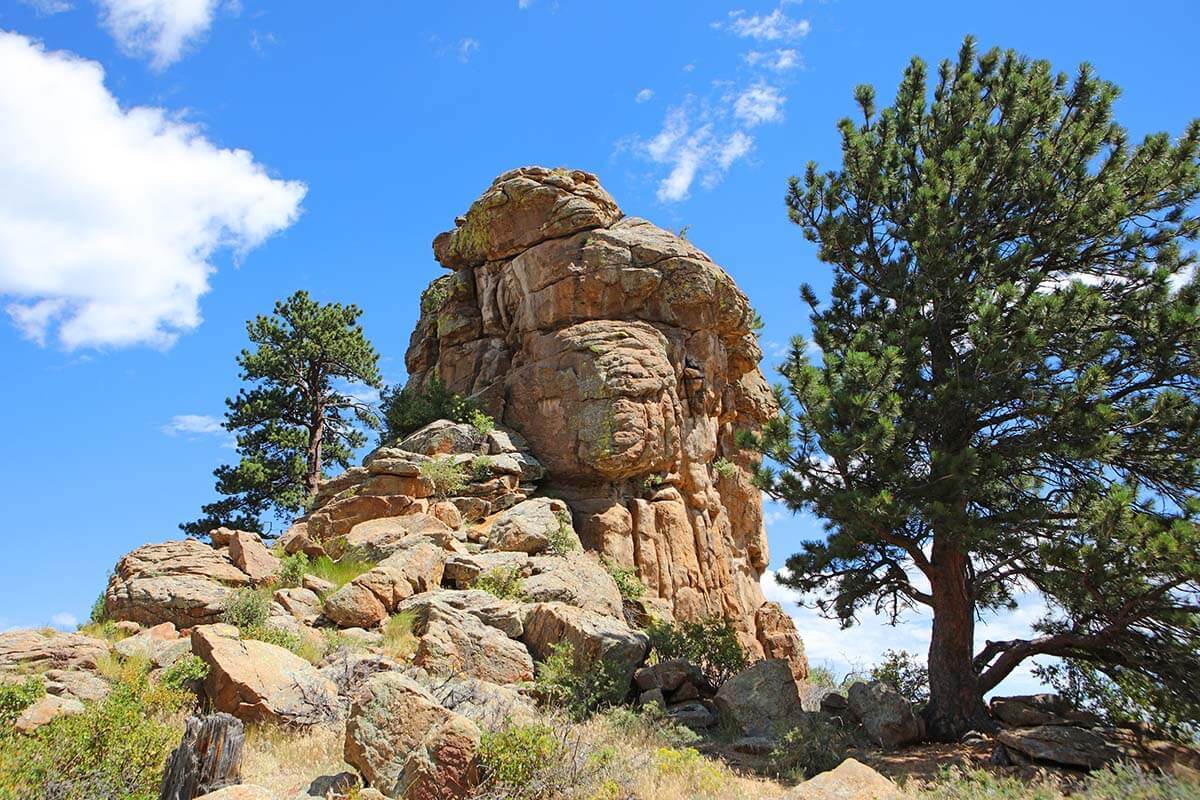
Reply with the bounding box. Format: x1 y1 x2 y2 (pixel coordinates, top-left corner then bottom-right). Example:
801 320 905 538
182 291 382 536
753 37 1200 740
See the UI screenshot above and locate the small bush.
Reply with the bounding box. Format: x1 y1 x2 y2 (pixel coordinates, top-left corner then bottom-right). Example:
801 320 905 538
0 676 45 732
471 455 495 480
712 457 737 479
535 642 627 719
871 649 929 706
307 555 373 592
89 589 109 624
277 552 309 588
646 617 748 687
222 587 271 629
474 566 527 600
469 409 495 435
382 611 418 662
653 747 724 797
545 511 578 557
601 705 699 748
0 659 191 799
78 619 133 643
160 654 210 692
479 723 566 797
420 456 467 498
768 714 852 779
601 557 645 601
420 277 452 314
379 376 480 442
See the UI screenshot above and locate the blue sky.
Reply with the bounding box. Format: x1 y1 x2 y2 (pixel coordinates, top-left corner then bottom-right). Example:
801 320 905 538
1 0 1196 692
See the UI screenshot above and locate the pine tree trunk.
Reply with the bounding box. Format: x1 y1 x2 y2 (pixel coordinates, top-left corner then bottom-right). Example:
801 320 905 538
923 547 994 741
305 406 324 500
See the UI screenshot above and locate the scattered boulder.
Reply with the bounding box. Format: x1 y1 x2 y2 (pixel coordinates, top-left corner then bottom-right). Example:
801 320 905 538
399 595 534 684
344 672 480 799
522 552 623 617
14 693 84 733
191 624 340 726
105 539 250 628
996 725 1124 770
427 676 541 731
228 530 281 585
990 693 1100 727
43 668 110 702
521 602 648 688
442 551 530 589
324 541 448 628
715 659 805 737
846 681 923 749
274 587 322 621
428 589 524 638
0 629 109 672
399 420 486 457
329 514 452 561
789 758 905 799
485 497 577 555
114 621 190 667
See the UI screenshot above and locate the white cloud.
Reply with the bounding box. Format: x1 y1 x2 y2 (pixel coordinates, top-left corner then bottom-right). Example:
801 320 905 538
458 37 479 62
716 130 752 169
163 414 224 436
717 8 811 41
635 88 654 104
734 83 785 126
98 0 222 69
19 0 73 14
745 48 799 71
0 32 306 350
1169 263 1196 293
50 611 78 629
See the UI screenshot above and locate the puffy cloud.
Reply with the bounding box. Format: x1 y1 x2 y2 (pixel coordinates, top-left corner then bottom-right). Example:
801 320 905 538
745 48 800 71
98 0 222 69
717 8 810 42
50 611 78 629
0 32 306 350
635 88 654 104
638 103 756 202
733 83 785 126
163 414 224 436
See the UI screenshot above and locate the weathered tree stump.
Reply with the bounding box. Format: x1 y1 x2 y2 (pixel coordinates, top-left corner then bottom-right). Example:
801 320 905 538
159 713 245 800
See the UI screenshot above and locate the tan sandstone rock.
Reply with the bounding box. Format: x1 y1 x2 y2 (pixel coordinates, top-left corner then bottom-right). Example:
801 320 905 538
403 166 806 677
521 601 647 687
191 624 339 726
228 530 280 585
193 788 276 800
0 629 109 672
105 539 250 628
790 758 906 799
14 693 85 733
398 595 534 684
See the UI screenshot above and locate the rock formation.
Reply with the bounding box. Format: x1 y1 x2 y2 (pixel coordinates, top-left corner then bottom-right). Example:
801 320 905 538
403 166 806 677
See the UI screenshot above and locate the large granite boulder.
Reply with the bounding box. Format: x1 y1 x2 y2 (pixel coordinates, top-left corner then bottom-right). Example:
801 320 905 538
403 166 806 677
485 497 577 555
714 658 805 737
846 681 923 749
995 725 1125 770
789 758 905 799
0 629 109 672
521 601 648 687
191 625 340 726
398 595 534 684
345 672 480 799
105 539 250 628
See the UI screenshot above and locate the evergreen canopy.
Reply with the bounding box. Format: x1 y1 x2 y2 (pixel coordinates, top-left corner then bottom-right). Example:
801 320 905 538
753 37 1200 739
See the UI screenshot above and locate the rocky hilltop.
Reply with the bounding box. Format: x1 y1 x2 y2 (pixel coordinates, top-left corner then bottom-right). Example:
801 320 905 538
406 166 805 677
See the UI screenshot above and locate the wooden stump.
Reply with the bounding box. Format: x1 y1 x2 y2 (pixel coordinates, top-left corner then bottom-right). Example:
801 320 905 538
159 713 245 800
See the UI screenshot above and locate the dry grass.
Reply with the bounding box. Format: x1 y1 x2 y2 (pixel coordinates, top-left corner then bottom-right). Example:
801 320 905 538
241 721 351 798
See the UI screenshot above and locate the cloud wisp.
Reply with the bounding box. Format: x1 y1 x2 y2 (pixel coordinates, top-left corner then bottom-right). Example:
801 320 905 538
0 32 306 351
97 0 225 69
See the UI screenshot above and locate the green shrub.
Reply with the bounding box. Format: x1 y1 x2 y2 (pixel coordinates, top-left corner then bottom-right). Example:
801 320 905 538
652 746 725 797
712 457 737 480
535 642 627 719
474 566 526 600
601 557 645 601
89 589 109 624
379 376 480 442
159 654 210 692
646 617 748 687
307 555 373 593
871 649 929 706
382 611 418 662
420 456 467 498
277 551 309 588
479 723 565 798
420 276 452 314
468 409 495 435
0 660 191 799
768 714 852 779
471 455 495 480
601 705 699 748
0 676 45 732
221 587 271 629
545 511 578 557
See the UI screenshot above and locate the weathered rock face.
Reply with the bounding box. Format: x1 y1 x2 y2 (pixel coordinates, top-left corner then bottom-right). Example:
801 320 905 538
404 166 806 676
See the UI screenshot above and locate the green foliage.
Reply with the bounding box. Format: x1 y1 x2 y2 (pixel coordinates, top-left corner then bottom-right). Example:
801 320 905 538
379 376 480 443
545 511 579 557
601 705 699 748
479 723 566 798
182 290 382 536
277 551 309 588
221 587 271 630
420 276 453 315
471 455 495 480
602 556 645 601
919 764 1199 800
806 664 839 689
535 641 627 719
474 566 526 600
159 654 210 692
0 676 45 732
768 714 852 779
748 311 765 332
468 409 496 435
307 555 373 592
420 456 467 498
871 649 929 707
759 36 1200 735
646 617 748 687
382 611 418 662
0 659 192 800
652 747 724 797
89 589 108 625
712 457 737 480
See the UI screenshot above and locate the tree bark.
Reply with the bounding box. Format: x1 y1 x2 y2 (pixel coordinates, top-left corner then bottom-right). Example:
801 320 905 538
159 713 244 800
923 546 994 741
305 402 325 500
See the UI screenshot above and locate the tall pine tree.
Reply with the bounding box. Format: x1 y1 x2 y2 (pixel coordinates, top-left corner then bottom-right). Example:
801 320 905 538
182 291 382 536
753 38 1200 739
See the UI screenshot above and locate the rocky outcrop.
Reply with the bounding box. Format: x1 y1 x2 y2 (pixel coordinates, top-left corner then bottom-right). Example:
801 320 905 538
402 166 805 676
846 681 923 749
0 629 109 672
104 539 251 628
